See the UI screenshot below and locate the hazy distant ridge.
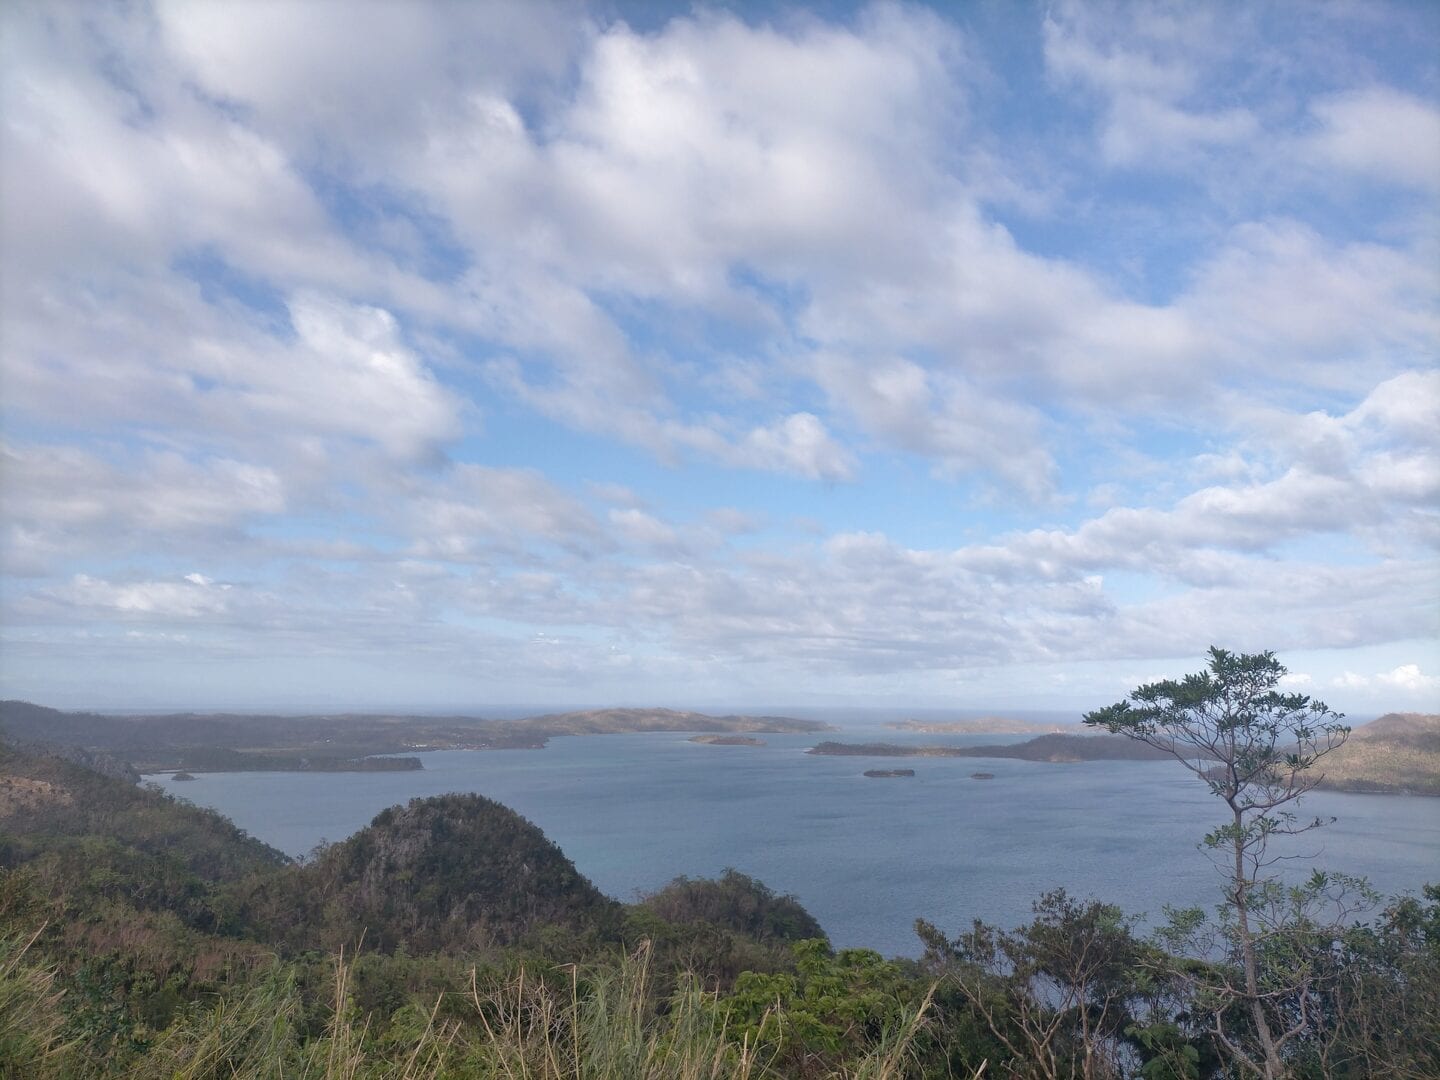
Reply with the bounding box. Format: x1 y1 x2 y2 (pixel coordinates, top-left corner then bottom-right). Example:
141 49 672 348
0 700 830 773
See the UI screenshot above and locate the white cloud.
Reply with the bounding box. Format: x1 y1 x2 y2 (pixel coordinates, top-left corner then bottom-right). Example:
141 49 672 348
1303 87 1440 190
279 293 461 461
731 413 855 482
1 442 286 563
811 355 1055 497
1041 2 1260 169
609 509 681 551
43 574 231 620
1374 663 1440 694
406 465 604 561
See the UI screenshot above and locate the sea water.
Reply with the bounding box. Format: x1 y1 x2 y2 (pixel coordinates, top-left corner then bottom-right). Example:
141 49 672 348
147 728 1440 957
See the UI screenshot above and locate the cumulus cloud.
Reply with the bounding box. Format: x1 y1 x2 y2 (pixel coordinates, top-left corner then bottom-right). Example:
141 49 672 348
1375 664 1440 694
279 293 460 460
1331 664 1440 701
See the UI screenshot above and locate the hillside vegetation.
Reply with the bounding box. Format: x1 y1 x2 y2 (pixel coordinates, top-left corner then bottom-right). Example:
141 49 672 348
0 742 287 884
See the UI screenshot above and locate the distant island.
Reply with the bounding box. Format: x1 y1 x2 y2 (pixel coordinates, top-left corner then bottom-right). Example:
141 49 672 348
811 734 1186 763
885 717 1067 735
688 734 766 746
863 768 915 778
811 715 1440 795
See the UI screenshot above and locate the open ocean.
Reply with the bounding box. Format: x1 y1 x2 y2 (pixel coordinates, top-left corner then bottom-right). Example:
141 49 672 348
146 720 1440 958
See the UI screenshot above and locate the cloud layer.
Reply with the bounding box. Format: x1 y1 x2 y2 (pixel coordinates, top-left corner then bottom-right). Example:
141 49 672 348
1 0 1436 710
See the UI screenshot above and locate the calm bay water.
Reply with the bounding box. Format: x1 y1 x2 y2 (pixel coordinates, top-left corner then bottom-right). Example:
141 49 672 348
147 727 1440 957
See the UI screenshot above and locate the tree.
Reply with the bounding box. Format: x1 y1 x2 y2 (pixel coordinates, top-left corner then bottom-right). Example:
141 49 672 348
1084 647 1351 1080
917 889 1162 1080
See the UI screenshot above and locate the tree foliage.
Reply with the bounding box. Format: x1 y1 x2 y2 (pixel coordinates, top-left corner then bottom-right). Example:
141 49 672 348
1085 648 1354 1080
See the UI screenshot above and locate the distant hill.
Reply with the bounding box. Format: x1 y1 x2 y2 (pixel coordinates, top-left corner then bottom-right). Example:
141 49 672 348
638 869 826 945
1318 712 1440 795
233 793 620 954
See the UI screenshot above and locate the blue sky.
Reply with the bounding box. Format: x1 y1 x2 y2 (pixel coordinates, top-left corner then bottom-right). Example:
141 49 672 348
1 0 1437 714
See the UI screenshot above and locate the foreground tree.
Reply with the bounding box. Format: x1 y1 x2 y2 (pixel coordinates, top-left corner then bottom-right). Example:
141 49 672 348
917 889 1165 1080
1085 647 1351 1079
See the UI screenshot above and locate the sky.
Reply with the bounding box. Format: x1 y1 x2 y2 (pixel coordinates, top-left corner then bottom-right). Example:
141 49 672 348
1 0 1437 715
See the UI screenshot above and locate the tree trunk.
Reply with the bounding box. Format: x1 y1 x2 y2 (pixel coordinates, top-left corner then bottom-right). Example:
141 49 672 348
1234 808 1284 1079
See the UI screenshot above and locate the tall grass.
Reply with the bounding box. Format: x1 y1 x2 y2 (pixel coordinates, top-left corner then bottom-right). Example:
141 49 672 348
0 925 73 1079
467 942 774 1079
462 942 941 1079
2 938 943 1079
